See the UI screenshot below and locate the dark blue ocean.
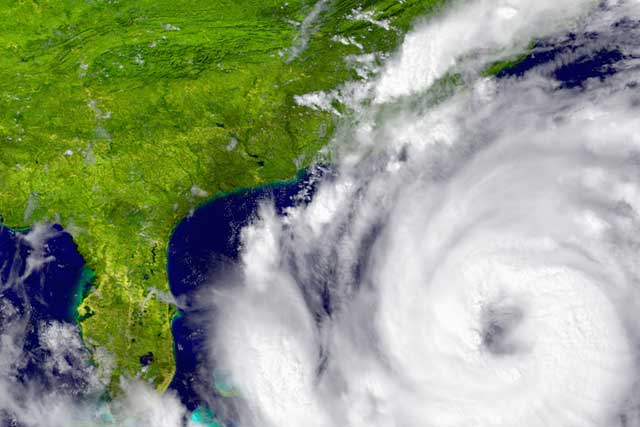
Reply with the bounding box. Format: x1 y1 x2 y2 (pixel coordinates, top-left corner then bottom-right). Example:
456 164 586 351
166 168 324 426
0 224 94 425
0 170 319 427
0 16 632 425
155 26 638 421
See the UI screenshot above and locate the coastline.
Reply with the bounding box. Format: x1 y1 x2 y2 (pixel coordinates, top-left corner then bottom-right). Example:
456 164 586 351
163 165 323 417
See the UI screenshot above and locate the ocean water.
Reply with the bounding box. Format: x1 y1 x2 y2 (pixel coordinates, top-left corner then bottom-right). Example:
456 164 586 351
166 18 640 425
167 168 324 423
0 224 93 425
0 170 321 426
0 6 637 426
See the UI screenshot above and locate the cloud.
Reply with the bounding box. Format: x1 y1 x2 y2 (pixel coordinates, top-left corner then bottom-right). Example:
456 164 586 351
0 225 188 427
2 1 640 426
375 0 596 102
208 1 640 426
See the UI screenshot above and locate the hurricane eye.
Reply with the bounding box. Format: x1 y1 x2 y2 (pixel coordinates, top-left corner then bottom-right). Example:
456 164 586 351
480 303 525 356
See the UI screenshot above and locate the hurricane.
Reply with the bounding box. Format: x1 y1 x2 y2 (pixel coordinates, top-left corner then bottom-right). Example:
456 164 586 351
2 0 640 426
207 1 640 426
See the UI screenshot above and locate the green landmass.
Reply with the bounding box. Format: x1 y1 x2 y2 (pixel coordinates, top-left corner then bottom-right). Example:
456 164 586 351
482 43 535 77
0 0 449 393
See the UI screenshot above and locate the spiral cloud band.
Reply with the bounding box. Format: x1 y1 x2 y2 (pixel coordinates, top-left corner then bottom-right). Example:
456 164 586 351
210 1 640 427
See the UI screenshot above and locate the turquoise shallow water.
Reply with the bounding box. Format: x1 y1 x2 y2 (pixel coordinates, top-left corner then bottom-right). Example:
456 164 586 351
190 407 222 426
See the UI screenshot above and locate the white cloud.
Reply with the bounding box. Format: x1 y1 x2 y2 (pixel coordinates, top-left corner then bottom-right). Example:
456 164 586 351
3 1 640 426
209 1 640 426
375 0 595 102
0 226 187 427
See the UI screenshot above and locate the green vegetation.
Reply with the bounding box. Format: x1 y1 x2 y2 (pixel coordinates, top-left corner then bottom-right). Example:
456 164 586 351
482 45 534 77
0 0 448 393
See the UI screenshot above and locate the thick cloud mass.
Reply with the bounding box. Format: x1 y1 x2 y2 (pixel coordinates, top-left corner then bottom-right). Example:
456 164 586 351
210 1 640 427
2 1 640 426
